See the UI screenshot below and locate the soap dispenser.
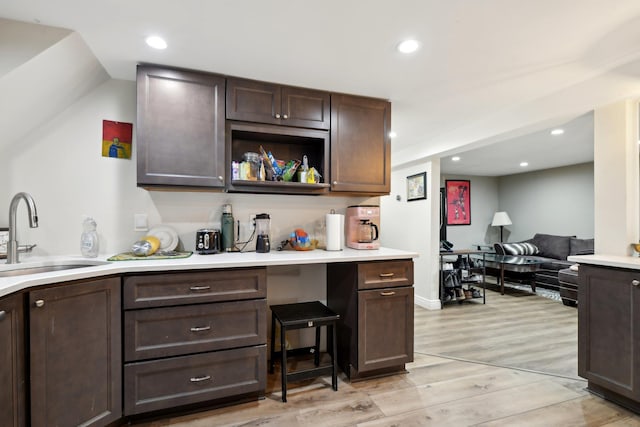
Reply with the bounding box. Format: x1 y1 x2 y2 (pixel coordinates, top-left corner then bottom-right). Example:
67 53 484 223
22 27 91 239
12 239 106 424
80 217 99 258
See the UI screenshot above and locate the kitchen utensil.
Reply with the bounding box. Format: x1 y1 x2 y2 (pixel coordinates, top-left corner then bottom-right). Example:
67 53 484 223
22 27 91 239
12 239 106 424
357 219 379 243
148 225 179 251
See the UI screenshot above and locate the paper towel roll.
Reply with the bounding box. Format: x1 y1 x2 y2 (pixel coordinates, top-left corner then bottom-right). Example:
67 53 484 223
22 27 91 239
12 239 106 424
325 213 344 251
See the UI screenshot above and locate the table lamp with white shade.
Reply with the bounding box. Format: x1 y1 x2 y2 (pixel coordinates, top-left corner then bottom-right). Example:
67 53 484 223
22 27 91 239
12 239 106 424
491 211 512 242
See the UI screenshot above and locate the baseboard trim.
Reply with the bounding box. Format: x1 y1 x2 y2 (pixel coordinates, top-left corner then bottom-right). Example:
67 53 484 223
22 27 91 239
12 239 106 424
415 294 441 310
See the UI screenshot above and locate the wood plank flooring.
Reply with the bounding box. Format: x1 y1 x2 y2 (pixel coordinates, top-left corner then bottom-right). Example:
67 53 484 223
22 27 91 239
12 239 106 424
133 287 640 426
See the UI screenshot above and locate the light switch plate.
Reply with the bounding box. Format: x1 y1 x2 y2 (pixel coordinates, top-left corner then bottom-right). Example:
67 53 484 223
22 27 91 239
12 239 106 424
0 228 8 255
134 214 148 231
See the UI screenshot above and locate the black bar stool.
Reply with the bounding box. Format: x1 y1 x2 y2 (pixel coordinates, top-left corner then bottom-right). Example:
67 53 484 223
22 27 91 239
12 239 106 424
269 301 339 402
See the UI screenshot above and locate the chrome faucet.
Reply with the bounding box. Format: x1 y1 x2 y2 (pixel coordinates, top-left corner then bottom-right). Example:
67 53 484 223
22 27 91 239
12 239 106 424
7 192 38 264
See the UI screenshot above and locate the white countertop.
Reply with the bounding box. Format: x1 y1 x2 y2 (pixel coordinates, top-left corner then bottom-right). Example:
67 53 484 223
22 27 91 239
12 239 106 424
0 247 418 298
568 254 640 270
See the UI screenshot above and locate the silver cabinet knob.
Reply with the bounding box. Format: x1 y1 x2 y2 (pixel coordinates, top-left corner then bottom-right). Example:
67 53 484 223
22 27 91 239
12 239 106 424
633 280 640 287
0 310 5 321
35 299 45 308
333 181 338 185
283 114 288 119
275 113 281 119
218 176 223 182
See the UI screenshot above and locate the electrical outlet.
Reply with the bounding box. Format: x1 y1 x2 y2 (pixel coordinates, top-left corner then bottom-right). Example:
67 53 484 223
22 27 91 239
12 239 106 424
248 214 256 231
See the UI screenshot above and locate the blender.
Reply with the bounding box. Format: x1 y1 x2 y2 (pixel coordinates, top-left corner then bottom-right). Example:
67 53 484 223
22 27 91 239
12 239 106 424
255 213 271 253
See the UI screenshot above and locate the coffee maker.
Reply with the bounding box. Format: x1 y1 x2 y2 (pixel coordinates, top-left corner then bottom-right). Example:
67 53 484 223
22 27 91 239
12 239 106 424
346 205 380 250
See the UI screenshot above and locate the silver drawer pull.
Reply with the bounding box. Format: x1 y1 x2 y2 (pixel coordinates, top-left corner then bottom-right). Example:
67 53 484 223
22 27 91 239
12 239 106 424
633 280 640 287
190 375 211 383
189 285 211 292
379 273 395 278
190 325 211 332
380 291 396 296
0 310 5 321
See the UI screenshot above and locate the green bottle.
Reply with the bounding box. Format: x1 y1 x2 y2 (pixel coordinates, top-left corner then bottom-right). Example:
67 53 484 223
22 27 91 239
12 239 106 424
222 204 234 251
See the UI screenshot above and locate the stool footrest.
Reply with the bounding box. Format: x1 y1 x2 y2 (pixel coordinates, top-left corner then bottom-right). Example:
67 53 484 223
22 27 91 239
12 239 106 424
286 366 334 383
272 347 316 359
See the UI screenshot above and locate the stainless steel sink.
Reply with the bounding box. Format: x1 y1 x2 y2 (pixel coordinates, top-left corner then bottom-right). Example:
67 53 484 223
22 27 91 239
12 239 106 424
0 262 108 278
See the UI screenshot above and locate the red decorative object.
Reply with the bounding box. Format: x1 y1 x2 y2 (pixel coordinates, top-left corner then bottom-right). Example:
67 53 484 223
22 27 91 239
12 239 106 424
446 180 471 225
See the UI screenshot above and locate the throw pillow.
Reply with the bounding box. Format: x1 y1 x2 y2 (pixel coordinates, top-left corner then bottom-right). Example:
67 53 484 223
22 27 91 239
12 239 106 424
569 238 594 256
532 233 573 260
501 242 539 256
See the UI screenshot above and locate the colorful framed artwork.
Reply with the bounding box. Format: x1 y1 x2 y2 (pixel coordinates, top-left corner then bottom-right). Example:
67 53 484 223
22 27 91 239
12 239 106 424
446 180 471 225
407 172 427 201
102 120 133 159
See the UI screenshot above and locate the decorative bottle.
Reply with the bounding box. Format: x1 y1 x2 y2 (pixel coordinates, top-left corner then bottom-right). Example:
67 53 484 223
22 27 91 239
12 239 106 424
80 217 99 258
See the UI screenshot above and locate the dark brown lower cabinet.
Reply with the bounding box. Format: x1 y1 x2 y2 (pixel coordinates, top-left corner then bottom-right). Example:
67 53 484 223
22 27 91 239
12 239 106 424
579 264 640 411
125 345 266 415
29 277 121 427
327 260 414 380
0 293 25 427
122 268 267 416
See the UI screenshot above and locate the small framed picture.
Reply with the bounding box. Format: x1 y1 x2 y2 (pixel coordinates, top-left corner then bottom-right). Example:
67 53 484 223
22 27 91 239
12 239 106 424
407 172 427 201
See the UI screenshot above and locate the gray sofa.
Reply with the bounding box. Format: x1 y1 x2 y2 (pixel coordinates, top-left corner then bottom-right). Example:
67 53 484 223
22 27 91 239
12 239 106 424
493 233 594 306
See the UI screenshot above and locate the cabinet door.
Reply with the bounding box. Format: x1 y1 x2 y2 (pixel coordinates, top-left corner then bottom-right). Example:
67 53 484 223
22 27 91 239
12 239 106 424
358 286 413 372
137 65 225 188
0 293 25 427
30 277 121 427
281 86 330 129
226 78 281 125
330 94 391 194
579 265 640 400
227 79 330 130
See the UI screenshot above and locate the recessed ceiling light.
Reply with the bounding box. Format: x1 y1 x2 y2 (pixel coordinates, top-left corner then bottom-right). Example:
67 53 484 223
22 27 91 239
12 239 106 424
520 162 529 167
550 128 564 135
452 156 461 162
146 36 167 50
389 131 397 139
397 39 420 54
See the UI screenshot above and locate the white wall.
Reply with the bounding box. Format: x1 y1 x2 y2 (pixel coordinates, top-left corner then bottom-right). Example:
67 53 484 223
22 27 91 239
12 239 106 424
441 175 499 249
381 158 440 309
497 163 594 242
593 100 639 255
3 78 383 321
3 78 376 256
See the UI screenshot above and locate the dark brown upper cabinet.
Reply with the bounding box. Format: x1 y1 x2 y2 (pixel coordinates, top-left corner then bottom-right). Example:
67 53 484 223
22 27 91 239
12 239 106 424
226 78 330 130
330 94 391 195
137 65 226 189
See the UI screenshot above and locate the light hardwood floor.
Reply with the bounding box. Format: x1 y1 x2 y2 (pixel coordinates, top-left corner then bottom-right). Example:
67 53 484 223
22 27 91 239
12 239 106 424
134 287 640 426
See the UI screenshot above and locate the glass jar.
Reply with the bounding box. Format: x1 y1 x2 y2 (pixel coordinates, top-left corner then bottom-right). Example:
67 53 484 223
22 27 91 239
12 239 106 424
243 152 261 181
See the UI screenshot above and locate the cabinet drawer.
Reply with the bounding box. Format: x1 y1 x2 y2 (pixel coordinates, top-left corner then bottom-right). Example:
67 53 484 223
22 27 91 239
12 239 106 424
123 268 266 309
358 260 414 290
124 299 266 361
124 345 266 415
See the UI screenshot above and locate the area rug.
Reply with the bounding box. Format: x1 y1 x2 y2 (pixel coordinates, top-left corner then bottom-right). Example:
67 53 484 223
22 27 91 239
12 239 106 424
484 282 561 302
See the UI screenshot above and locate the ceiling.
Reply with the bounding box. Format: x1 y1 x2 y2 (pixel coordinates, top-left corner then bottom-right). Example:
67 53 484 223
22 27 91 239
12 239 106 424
440 111 594 176
2 1 640 174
